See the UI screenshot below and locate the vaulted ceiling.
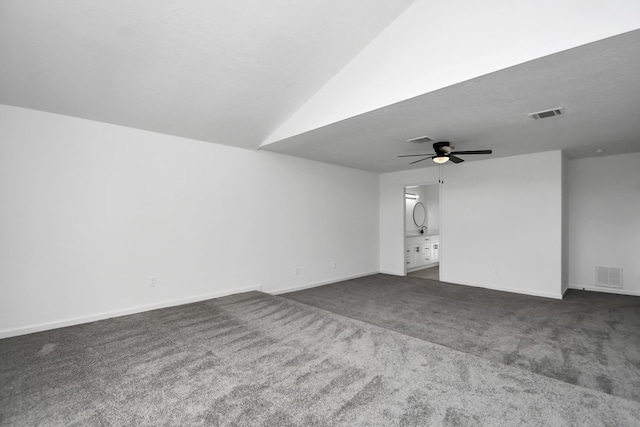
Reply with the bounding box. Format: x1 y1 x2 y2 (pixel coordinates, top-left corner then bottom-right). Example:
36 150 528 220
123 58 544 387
0 0 415 149
263 29 640 172
1 0 639 172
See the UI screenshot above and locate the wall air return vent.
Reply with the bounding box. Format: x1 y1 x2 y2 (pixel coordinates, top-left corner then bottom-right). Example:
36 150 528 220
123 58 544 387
595 266 623 289
407 135 434 144
528 107 563 120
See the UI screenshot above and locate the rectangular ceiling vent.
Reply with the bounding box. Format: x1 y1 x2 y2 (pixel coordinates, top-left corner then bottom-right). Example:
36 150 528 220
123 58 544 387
595 266 623 289
407 135 434 144
528 107 563 120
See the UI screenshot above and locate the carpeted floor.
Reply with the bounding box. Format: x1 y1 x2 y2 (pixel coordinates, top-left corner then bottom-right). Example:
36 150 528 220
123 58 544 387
282 274 640 403
2 281 640 425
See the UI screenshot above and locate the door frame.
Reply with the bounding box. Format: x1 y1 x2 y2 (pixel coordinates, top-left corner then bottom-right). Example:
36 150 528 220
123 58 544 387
403 182 441 278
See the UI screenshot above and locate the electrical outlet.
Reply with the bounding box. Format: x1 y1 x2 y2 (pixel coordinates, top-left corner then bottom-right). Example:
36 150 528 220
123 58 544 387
294 267 300 276
149 276 157 287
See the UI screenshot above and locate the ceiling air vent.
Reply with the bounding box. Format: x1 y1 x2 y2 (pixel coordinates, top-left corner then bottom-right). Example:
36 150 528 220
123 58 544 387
407 135 434 144
528 107 563 120
595 266 623 289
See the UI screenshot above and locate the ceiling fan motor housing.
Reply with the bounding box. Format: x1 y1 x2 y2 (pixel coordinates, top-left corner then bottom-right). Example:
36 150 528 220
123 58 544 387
433 141 452 154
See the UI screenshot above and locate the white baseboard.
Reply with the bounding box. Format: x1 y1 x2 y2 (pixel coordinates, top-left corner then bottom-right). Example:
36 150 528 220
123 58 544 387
0 284 263 339
378 270 404 277
568 284 640 297
378 270 404 276
270 271 378 295
439 277 563 300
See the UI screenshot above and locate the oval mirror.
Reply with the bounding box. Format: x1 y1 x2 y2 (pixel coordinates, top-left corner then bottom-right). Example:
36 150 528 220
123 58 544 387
413 202 426 227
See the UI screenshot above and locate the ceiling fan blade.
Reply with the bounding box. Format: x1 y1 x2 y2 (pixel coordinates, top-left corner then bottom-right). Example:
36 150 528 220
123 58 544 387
398 154 433 157
450 150 492 155
448 155 464 163
409 156 433 165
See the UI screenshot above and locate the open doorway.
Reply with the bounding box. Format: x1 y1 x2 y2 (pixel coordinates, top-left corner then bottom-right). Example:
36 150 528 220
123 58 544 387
404 184 440 280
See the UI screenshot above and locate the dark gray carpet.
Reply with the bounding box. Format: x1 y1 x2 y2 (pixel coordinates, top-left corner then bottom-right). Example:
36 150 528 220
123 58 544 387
2 292 640 425
282 274 640 403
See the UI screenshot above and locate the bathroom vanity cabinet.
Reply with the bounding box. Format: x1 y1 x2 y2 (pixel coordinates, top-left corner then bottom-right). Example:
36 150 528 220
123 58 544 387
405 235 439 270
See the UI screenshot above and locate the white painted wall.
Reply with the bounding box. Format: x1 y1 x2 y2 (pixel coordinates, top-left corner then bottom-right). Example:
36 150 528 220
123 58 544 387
562 152 570 295
567 153 640 296
380 151 564 298
426 185 440 233
0 105 379 337
256 151 379 294
405 185 426 234
440 151 563 299
265 0 640 144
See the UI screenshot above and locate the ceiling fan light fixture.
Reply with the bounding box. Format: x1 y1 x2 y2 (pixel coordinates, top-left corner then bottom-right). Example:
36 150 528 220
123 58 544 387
432 156 449 164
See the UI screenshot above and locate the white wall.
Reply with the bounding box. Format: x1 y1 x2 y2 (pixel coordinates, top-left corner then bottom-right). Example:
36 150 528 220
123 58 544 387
567 153 640 295
0 105 379 337
256 151 379 294
441 151 563 299
380 151 564 298
426 185 440 232
405 185 426 234
562 152 570 295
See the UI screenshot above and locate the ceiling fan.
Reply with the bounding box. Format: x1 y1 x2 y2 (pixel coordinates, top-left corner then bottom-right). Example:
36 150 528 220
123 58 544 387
398 141 492 165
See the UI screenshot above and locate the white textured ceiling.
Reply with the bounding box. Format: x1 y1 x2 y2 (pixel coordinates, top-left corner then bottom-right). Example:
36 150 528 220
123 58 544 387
262 0 640 146
263 30 640 172
0 0 415 149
